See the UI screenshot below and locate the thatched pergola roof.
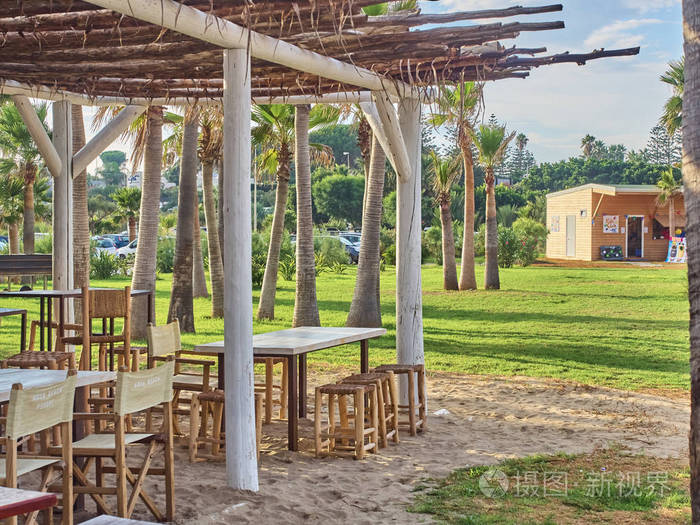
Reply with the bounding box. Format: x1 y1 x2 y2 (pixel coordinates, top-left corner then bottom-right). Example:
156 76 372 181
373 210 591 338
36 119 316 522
0 1 640 103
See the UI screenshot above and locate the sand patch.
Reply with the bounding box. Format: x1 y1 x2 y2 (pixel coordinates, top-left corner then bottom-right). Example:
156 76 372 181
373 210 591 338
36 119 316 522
75 372 689 524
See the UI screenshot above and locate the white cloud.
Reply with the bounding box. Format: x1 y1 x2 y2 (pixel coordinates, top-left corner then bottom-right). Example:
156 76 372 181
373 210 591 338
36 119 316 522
584 19 662 49
621 0 680 13
427 0 519 13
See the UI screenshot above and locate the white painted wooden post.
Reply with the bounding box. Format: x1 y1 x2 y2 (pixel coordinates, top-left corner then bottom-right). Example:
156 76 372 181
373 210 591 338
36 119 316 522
396 97 424 385
52 101 74 293
222 47 258 491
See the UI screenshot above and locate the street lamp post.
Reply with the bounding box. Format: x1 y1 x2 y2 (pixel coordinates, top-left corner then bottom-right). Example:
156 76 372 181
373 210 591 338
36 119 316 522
343 151 350 170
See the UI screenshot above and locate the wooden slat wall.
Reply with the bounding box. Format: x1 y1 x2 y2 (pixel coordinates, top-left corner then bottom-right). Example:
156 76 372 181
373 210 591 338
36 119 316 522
546 188 593 260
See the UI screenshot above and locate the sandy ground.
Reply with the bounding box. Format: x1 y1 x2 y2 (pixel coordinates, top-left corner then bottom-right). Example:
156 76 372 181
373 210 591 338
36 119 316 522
74 371 689 524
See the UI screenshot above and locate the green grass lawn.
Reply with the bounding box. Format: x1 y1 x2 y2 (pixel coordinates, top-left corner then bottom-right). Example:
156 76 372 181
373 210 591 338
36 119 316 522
0 262 690 392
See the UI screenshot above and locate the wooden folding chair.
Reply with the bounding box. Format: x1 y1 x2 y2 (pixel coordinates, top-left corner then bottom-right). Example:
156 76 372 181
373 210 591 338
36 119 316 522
145 320 215 434
53 361 175 522
1 371 76 525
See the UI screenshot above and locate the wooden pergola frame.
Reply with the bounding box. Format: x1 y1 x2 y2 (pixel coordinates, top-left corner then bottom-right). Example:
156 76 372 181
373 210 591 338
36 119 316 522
0 0 640 492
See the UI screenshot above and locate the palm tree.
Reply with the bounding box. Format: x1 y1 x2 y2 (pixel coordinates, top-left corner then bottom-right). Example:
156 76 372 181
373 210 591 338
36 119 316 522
0 101 49 255
429 150 460 290
112 187 141 242
192 201 209 298
661 57 684 136
429 81 483 291
0 176 24 255
471 124 515 290
581 134 596 159
656 168 682 238
346 135 386 327
293 105 320 326
254 104 336 320
254 104 295 321
167 106 199 333
131 107 163 338
72 105 90 293
683 3 700 519
197 107 224 317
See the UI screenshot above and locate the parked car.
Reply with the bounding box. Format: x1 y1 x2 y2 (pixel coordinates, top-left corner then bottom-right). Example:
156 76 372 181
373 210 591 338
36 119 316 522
102 233 130 248
335 236 359 263
339 232 361 248
116 239 137 258
94 238 118 256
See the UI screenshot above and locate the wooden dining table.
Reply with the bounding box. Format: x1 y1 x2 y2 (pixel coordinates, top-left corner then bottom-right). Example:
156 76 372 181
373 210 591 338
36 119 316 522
0 487 57 520
0 288 154 352
193 326 387 451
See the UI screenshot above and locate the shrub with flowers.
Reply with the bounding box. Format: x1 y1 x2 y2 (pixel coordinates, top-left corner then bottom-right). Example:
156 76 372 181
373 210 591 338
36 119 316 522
497 226 520 268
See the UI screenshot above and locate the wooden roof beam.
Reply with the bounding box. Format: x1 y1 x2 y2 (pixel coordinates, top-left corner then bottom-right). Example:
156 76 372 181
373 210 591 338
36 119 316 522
12 94 62 177
85 0 416 99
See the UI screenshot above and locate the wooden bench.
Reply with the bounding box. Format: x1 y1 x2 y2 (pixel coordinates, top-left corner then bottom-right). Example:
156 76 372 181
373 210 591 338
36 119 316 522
0 254 52 290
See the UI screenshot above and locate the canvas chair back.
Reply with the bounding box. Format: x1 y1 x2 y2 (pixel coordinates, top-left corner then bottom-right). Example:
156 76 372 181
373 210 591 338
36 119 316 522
147 320 181 358
5 372 77 439
114 360 174 416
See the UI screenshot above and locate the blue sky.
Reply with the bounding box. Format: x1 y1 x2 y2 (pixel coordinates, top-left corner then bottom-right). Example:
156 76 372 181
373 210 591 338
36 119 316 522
421 0 683 162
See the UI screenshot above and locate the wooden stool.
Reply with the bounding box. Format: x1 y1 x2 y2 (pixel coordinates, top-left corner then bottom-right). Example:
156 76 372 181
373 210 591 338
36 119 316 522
314 383 378 459
1 350 76 370
373 364 426 435
341 371 399 447
254 357 288 423
189 390 264 462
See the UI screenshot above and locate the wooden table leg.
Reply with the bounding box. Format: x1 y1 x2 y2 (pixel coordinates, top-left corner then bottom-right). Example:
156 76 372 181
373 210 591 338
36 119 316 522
218 353 225 391
361 339 369 373
288 356 298 451
47 295 52 353
299 354 307 418
39 297 45 352
73 384 89 510
147 292 155 325
20 311 26 351
57 296 65 352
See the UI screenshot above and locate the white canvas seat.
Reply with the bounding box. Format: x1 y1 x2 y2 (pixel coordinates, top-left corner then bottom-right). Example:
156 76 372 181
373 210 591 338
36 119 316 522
72 433 153 451
0 458 60 478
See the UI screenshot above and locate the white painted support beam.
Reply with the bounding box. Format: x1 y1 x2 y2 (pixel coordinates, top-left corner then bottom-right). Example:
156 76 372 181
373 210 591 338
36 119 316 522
222 48 258 491
0 80 385 106
12 95 62 178
395 97 424 371
52 101 74 293
73 105 146 177
87 0 413 99
359 101 404 181
372 92 413 183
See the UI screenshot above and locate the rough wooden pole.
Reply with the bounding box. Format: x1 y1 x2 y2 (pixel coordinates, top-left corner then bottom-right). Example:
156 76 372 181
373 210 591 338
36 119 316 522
52 101 74 294
223 47 258 491
13 95 62 178
396 97 424 375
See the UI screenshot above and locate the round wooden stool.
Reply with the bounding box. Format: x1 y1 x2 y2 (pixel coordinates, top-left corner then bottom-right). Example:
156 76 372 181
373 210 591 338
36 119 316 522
254 357 288 423
1 350 76 370
341 372 399 448
189 390 264 462
314 383 379 459
373 364 426 436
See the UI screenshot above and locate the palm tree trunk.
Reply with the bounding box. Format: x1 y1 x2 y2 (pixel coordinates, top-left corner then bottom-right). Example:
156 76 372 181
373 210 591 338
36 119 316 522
670 197 676 238
459 144 477 290
484 169 500 289
72 105 90 296
9 223 19 254
347 135 386 327
217 159 225 261
440 201 459 290
202 161 224 317
22 174 35 254
257 143 291 321
127 217 137 243
292 105 320 327
131 107 163 338
192 197 209 298
683 2 700 521
168 107 199 333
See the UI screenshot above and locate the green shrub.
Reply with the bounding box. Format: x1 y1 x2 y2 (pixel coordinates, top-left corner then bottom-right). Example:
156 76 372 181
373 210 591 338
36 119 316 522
314 237 349 266
497 226 519 268
116 253 135 277
34 234 53 254
380 228 395 266
90 251 118 279
329 260 348 274
422 226 442 264
382 244 396 266
156 237 175 273
251 232 267 288
513 217 548 253
279 253 296 281
474 223 486 257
